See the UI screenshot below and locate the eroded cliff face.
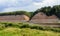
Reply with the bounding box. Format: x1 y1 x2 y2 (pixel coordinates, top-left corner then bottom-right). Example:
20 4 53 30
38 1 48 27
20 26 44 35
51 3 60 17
30 12 59 23
0 15 29 22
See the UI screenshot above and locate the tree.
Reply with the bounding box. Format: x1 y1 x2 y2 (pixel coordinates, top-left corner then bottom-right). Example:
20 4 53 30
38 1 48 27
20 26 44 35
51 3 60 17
31 5 60 19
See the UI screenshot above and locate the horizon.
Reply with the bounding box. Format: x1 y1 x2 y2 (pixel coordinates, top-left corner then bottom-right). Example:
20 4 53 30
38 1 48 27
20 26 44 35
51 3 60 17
0 0 60 12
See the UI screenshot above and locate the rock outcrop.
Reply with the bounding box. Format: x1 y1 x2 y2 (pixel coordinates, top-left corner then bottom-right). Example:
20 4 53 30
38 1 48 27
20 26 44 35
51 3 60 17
30 12 59 23
0 15 29 22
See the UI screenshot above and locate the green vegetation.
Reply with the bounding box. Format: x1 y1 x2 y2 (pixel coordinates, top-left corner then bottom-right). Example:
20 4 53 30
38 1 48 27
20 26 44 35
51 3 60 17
0 22 60 32
0 11 33 18
0 5 60 20
0 5 60 36
0 22 60 36
31 5 60 19
0 28 60 36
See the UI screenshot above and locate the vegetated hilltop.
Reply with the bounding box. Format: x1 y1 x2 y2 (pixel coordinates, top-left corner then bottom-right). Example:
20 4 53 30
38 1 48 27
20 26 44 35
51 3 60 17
30 5 60 20
0 11 34 22
0 5 60 21
0 11 33 18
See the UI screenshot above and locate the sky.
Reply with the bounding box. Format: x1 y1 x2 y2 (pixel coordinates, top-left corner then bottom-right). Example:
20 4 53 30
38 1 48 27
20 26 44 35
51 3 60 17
0 0 60 12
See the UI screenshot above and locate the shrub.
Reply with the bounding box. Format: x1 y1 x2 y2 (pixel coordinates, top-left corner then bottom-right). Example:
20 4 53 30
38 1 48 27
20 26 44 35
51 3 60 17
0 22 60 32
30 26 44 30
0 24 5 30
20 24 30 28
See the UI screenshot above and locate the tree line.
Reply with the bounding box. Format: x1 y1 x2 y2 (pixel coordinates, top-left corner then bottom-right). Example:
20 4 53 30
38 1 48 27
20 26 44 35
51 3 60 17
0 5 60 19
0 11 33 18
31 5 60 19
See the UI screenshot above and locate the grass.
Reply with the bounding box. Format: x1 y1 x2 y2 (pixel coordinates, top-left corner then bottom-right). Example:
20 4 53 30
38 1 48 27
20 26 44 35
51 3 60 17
0 27 60 36
0 22 60 36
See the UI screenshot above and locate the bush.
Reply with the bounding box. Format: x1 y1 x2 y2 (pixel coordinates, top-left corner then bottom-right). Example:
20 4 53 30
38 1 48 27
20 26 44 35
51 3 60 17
30 26 44 30
0 22 60 32
20 24 30 28
0 24 5 30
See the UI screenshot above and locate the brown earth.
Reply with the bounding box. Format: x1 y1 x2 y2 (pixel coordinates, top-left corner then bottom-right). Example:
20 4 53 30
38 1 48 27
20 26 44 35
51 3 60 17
30 12 59 23
0 15 29 22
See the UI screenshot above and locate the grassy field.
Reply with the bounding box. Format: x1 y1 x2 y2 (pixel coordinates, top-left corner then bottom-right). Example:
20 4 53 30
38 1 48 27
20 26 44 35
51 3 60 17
0 27 60 36
0 22 60 36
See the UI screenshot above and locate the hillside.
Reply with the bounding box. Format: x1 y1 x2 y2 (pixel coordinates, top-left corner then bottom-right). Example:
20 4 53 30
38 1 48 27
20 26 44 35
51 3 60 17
0 5 60 20
30 12 59 23
30 5 60 20
0 15 29 22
